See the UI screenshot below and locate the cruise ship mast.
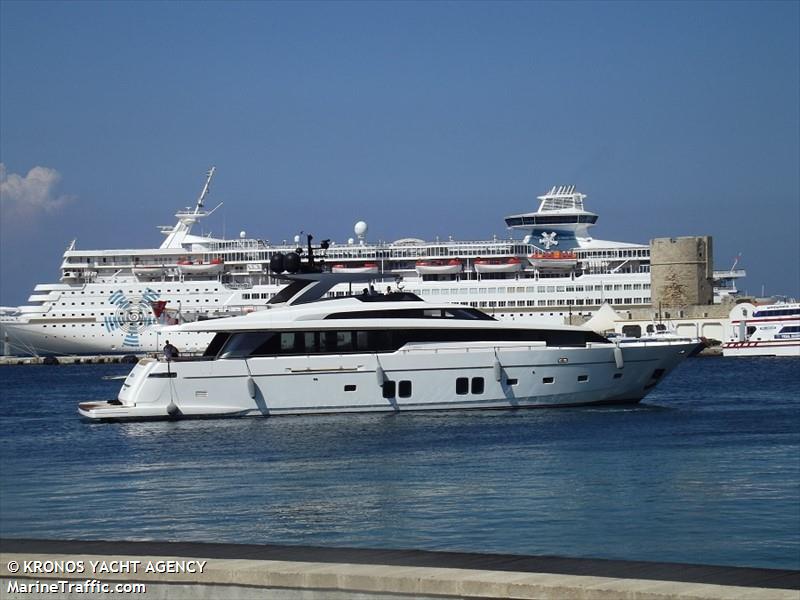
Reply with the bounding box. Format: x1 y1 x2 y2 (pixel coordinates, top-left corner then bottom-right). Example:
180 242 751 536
159 166 222 249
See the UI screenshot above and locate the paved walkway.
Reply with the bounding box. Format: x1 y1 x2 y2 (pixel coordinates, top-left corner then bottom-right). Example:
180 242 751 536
2 539 798 599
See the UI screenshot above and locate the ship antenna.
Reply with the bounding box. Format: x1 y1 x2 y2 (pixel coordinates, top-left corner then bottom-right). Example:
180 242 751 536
194 166 216 213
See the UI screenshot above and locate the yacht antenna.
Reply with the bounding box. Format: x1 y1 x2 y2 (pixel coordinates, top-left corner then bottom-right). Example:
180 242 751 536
194 166 216 213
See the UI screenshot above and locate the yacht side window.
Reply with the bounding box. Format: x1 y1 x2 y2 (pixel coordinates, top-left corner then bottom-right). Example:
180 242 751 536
280 332 298 352
337 331 354 351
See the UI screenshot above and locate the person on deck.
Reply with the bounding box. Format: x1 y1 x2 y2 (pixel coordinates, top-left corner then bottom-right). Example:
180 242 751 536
163 340 179 361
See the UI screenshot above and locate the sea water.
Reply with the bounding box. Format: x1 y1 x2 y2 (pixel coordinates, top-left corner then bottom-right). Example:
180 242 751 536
0 357 798 569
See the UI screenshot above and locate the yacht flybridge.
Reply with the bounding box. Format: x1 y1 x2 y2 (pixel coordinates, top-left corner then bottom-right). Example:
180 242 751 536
2 171 745 356
78 241 701 421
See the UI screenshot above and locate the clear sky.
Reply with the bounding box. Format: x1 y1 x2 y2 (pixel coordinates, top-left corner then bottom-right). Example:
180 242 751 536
1 1 798 306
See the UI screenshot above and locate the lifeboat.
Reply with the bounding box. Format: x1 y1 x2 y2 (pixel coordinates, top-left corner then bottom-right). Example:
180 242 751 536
177 258 224 274
331 262 380 274
133 265 166 278
60 270 82 281
528 251 578 269
415 259 463 275
474 257 523 274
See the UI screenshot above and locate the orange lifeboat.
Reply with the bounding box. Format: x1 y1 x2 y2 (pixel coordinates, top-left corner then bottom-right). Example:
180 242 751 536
415 259 463 275
331 262 380 274
528 251 577 269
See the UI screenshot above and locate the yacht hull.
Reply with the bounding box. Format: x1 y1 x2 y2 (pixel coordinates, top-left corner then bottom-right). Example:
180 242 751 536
721 341 800 357
78 341 697 421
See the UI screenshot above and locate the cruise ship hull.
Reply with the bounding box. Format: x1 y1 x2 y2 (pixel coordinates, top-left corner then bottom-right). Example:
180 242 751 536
78 340 697 421
0 320 213 356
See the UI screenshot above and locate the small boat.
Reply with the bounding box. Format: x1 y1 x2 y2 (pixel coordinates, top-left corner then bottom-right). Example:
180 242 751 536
416 259 463 275
332 263 380 274
528 251 578 269
723 302 800 357
474 257 523 274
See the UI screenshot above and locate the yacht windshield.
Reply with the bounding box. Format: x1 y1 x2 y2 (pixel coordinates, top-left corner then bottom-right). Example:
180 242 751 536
267 280 310 304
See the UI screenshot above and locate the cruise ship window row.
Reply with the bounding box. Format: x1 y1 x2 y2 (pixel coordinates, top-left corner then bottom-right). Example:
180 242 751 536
466 298 648 308
207 327 609 359
505 215 599 226
410 284 649 296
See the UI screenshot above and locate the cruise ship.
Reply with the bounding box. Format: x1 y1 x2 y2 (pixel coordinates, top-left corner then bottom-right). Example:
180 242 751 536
0 168 745 356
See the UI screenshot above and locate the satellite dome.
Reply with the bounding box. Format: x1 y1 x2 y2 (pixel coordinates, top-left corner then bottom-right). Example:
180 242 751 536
293 234 301 244
239 231 246 239
354 221 368 238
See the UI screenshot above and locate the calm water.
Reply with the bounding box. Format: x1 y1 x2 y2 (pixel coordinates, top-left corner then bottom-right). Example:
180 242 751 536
1 358 798 569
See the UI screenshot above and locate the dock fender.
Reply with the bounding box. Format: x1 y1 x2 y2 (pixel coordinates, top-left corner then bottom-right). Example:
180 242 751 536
165 361 180 416
375 356 387 385
614 344 624 369
243 359 260 400
493 356 503 382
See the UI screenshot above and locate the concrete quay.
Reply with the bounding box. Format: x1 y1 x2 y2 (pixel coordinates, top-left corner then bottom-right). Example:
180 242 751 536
1 539 798 600
0 354 143 366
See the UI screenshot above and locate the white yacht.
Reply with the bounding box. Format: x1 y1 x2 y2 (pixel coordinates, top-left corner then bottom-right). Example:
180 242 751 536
722 302 800 357
2 172 745 356
78 257 701 420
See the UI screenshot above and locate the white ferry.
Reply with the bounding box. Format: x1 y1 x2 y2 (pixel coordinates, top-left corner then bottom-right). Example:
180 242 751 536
78 265 701 421
722 302 800 357
1 170 744 356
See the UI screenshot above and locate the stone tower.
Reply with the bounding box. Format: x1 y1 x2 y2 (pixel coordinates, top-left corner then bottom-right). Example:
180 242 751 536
650 236 714 307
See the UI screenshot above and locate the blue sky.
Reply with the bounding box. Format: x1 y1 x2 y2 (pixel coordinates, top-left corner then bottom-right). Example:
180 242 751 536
1 1 798 305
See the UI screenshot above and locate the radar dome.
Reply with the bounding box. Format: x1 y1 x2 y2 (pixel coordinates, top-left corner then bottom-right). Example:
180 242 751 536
354 221 368 238
239 231 246 239
293 234 301 244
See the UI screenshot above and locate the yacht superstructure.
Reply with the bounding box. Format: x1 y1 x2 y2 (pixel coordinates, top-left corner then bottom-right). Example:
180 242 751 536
1 175 745 356
78 268 701 421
